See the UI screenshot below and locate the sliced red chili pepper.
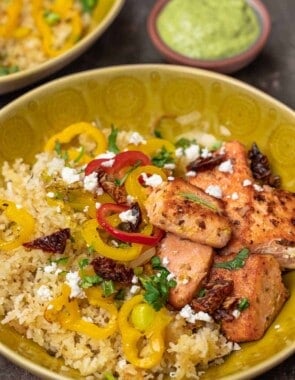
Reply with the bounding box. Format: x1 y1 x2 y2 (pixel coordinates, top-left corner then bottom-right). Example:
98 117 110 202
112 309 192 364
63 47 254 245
96 203 164 246
85 158 113 176
85 151 151 178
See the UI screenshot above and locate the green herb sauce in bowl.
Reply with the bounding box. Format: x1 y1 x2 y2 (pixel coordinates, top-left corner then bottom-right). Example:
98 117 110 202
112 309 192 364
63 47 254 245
157 0 260 60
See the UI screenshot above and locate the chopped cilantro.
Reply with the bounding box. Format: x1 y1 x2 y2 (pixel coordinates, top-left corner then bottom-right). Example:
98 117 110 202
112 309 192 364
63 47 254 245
180 192 218 212
214 248 249 270
133 266 143 276
151 146 174 168
79 0 98 13
175 137 197 149
78 258 89 269
73 146 85 163
197 288 206 298
114 160 142 186
0 65 19 76
103 372 117 380
211 141 223 151
102 280 116 297
49 257 69 265
139 261 176 311
154 130 162 138
114 288 126 300
237 297 250 311
43 10 61 25
87 245 95 255
108 125 120 153
54 140 68 162
80 274 102 288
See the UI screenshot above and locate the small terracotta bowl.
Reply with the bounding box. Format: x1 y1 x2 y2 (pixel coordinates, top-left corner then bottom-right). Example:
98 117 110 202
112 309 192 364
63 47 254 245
147 0 271 74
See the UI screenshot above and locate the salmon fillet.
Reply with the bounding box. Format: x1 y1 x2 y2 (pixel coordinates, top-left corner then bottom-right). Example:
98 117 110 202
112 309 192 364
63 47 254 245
210 253 289 342
157 233 214 309
189 141 295 268
145 178 232 248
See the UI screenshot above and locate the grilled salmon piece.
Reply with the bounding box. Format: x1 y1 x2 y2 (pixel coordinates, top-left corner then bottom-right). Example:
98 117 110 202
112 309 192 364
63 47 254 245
158 233 214 309
210 253 289 342
189 141 295 268
145 178 232 248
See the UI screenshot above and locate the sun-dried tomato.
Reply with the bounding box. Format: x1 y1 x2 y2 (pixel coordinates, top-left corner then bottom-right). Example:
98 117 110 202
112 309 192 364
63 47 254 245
186 154 225 173
91 256 134 284
23 228 71 254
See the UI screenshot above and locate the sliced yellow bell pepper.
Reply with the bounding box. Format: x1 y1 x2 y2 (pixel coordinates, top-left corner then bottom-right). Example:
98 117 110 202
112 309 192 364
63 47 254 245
32 0 82 57
125 165 167 207
0 200 35 250
44 122 107 162
0 0 22 38
118 295 172 369
45 284 118 340
81 219 145 261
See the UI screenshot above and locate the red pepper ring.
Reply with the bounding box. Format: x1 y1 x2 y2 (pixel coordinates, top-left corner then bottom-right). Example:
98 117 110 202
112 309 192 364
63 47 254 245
96 203 164 246
85 151 151 178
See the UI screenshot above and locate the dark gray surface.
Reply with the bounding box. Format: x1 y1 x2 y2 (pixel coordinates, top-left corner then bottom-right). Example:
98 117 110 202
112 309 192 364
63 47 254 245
0 0 294 379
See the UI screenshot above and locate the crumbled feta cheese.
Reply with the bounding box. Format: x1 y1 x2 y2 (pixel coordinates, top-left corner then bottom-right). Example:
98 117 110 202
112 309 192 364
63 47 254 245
127 195 135 205
95 152 116 159
37 285 52 301
46 191 55 198
95 202 101 209
162 257 170 266
201 147 212 158
231 192 239 200
253 183 263 192
61 167 80 184
242 179 252 187
205 185 222 199
96 187 104 196
232 309 241 319
164 163 176 170
179 304 213 323
101 159 115 168
218 159 233 174
168 176 175 181
46 157 65 175
233 342 241 351
128 132 147 145
119 209 137 224
184 144 200 161
65 271 85 299
83 205 89 213
44 262 58 274
130 285 140 294
167 272 176 281
83 172 98 192
131 275 138 284
141 173 163 188
175 147 184 157
185 170 197 177
117 359 127 369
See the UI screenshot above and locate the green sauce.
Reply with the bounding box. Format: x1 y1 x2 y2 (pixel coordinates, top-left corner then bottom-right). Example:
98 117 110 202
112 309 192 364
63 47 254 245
157 0 261 60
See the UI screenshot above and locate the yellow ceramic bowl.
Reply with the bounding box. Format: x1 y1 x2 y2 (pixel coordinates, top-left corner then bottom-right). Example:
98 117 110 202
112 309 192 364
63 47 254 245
0 0 124 95
0 65 294 379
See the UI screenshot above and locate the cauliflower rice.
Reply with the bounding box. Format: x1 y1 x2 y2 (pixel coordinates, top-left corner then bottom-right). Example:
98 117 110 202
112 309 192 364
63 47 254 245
0 126 235 379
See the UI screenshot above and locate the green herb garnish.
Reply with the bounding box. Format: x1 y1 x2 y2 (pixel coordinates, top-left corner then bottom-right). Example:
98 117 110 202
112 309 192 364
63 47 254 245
154 130 162 138
43 10 61 25
197 288 206 298
214 248 249 270
180 192 218 212
114 288 126 300
80 0 98 13
80 274 102 288
78 258 89 269
54 140 69 162
74 146 85 163
108 125 120 154
0 65 19 76
175 137 197 150
49 257 69 265
114 160 142 186
87 245 95 255
237 297 250 311
103 372 117 380
102 280 116 297
152 146 174 168
139 258 176 311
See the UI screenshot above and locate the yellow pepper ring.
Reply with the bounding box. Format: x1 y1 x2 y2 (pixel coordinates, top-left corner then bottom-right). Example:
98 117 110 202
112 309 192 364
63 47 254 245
0 0 22 38
0 200 35 251
118 295 172 369
32 0 83 57
45 284 118 340
81 219 144 261
125 165 167 207
44 122 107 158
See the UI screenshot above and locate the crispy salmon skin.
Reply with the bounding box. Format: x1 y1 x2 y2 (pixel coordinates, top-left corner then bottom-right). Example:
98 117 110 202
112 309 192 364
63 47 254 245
145 178 232 248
